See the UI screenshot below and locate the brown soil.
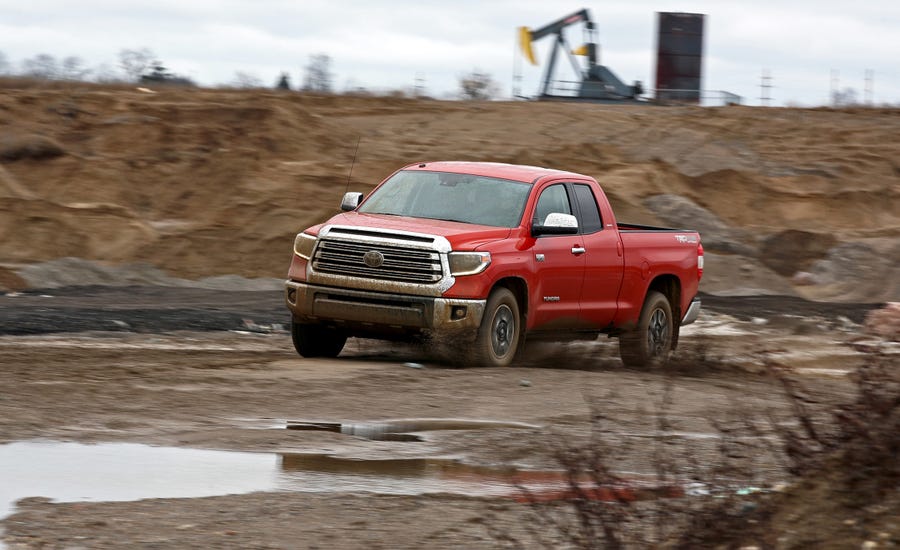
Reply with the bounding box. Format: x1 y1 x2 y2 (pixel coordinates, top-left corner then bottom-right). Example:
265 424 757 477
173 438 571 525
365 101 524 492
1 82 898 300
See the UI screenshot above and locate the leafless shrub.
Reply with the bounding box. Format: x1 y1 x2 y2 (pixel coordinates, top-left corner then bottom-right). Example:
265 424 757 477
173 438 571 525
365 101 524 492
230 71 264 89
768 347 900 493
492 347 900 548
459 69 499 100
119 48 155 82
492 379 778 549
303 54 333 93
504 400 643 549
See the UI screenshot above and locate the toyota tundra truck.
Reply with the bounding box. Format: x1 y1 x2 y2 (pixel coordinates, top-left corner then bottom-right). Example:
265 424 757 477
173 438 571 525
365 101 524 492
285 161 703 368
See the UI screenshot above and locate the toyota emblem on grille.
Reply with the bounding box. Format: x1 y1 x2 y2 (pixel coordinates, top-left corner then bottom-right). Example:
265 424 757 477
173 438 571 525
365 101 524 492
363 250 385 268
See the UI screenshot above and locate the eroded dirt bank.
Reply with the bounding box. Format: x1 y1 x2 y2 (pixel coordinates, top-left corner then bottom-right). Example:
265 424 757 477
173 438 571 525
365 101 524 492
2 85 898 302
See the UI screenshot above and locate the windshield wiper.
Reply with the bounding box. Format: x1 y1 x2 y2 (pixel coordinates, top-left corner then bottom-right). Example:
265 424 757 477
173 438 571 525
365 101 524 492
428 216 468 224
363 211 401 216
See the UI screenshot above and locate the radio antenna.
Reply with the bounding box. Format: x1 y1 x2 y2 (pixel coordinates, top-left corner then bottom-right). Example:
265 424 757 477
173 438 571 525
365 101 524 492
344 136 361 196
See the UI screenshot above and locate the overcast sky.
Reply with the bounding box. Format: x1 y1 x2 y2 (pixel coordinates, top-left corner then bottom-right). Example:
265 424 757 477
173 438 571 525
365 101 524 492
2 0 899 105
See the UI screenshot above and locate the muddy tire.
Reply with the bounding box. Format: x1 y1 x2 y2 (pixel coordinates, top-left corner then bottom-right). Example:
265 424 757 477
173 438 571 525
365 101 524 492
471 288 521 367
619 291 674 368
291 322 346 358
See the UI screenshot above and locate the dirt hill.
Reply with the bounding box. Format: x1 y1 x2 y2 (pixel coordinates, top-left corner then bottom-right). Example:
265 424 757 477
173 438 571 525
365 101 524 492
1 82 898 301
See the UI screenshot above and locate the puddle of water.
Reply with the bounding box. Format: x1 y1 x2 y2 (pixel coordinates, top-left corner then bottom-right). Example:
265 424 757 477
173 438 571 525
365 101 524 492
0 441 276 520
286 418 539 442
0 440 682 523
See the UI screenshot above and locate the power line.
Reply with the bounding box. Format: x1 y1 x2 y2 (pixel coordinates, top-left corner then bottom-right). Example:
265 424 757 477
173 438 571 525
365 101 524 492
864 69 874 105
759 69 772 106
512 28 523 99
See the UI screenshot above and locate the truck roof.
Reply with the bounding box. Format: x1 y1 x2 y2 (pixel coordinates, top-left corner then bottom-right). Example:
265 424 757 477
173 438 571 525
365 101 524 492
401 161 590 184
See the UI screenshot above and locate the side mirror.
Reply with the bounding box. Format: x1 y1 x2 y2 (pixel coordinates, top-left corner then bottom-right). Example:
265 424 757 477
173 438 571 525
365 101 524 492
340 192 364 211
532 212 578 236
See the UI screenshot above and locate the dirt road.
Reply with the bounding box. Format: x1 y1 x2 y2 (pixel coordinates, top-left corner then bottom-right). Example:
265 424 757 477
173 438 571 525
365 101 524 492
0 287 877 548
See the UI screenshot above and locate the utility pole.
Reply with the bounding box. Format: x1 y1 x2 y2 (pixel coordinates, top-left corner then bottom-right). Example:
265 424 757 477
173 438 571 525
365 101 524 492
759 69 772 106
864 69 874 105
512 29 523 99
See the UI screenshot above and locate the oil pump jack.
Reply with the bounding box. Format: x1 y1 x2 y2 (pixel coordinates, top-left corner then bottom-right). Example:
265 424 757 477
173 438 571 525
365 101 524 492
518 8 644 101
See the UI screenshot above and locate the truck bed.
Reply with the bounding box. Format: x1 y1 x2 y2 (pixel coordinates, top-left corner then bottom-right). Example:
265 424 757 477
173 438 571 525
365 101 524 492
617 222 692 232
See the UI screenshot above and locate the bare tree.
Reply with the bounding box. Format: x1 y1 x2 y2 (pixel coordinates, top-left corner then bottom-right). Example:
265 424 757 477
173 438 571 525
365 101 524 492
91 63 121 83
303 54 333 93
60 56 90 80
832 87 859 107
0 51 9 75
232 71 263 88
22 54 59 79
119 48 156 82
458 68 499 100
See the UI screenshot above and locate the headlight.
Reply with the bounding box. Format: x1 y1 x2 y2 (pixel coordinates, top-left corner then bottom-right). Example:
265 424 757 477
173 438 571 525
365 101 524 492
293 232 317 260
448 251 491 276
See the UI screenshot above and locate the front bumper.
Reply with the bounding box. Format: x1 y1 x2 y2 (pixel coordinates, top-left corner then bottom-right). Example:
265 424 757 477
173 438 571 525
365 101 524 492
681 298 701 326
285 280 486 332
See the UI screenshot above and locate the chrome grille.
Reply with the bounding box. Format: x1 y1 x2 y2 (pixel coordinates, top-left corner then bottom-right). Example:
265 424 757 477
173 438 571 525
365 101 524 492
313 238 443 284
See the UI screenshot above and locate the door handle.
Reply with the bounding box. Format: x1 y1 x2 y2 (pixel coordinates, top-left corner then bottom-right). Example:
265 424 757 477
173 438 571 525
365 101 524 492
571 246 586 255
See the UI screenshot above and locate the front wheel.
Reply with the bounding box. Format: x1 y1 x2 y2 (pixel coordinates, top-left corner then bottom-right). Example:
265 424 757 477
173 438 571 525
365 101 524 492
471 288 521 367
291 322 347 358
619 291 674 368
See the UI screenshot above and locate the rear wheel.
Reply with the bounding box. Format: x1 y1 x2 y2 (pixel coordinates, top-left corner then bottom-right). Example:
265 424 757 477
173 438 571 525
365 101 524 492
619 291 673 368
291 322 347 358
471 288 521 367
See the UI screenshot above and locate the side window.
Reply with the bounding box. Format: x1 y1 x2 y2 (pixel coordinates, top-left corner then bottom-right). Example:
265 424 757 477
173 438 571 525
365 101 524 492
533 184 572 225
573 184 604 233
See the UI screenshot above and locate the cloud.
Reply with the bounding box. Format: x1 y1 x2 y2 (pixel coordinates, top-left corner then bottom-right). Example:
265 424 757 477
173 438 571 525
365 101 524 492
1 0 898 103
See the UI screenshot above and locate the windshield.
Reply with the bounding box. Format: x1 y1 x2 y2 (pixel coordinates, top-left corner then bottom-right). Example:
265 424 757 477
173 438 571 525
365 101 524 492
358 170 531 228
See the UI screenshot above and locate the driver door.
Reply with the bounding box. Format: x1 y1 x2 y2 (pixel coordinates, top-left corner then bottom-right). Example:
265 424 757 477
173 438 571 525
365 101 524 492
528 183 585 330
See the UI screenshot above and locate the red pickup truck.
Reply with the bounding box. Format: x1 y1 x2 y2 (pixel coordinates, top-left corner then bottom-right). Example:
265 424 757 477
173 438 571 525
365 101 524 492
285 161 702 368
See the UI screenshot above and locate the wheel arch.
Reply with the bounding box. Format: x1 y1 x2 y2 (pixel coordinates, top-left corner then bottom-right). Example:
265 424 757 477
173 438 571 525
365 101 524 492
646 274 682 347
491 276 528 327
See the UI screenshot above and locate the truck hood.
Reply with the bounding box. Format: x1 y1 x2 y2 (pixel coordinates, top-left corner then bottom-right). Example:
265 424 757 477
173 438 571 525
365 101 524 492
321 212 512 250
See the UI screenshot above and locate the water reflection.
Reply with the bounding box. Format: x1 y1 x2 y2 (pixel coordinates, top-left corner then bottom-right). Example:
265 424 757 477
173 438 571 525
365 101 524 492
0 441 518 520
0 442 276 519
0 440 677 523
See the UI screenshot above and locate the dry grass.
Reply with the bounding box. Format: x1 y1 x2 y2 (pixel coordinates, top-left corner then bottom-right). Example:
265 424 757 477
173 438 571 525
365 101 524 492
0 76 135 92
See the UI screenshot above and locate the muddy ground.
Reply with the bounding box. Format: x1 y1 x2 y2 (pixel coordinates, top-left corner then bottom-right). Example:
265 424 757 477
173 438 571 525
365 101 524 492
0 287 888 548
